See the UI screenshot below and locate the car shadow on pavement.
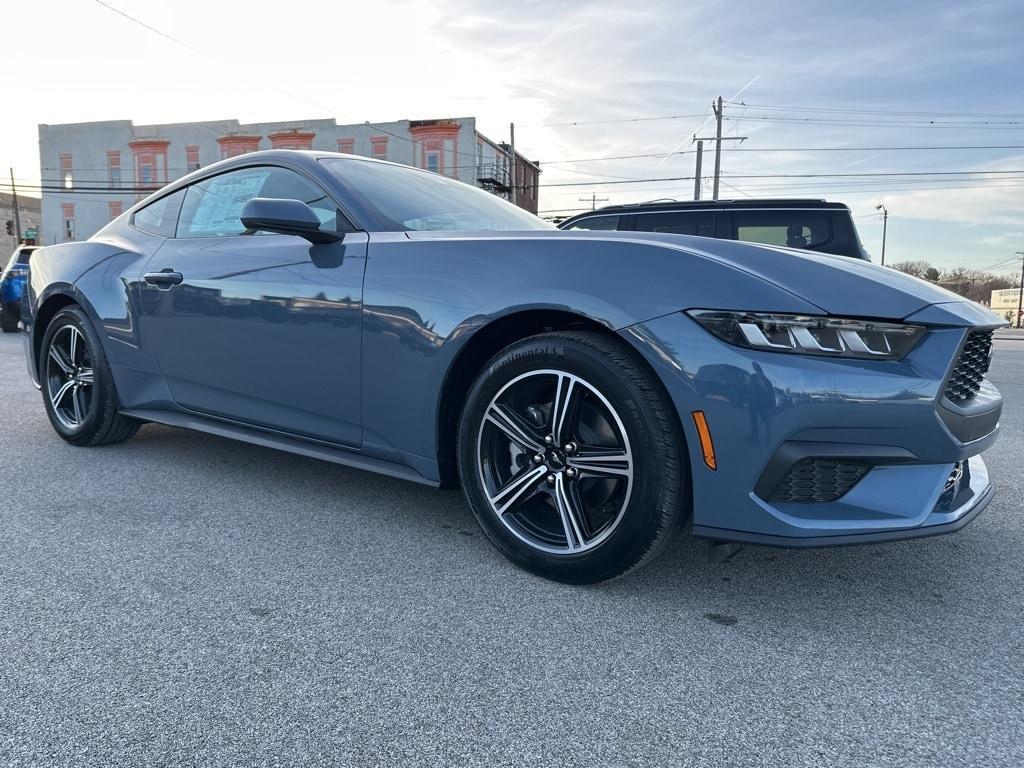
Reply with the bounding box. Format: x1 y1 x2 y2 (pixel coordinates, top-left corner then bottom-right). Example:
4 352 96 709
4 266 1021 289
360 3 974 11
114 421 1018 633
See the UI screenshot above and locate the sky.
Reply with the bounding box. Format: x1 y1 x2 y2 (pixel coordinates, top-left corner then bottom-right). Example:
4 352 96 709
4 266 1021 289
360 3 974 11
3 0 1024 274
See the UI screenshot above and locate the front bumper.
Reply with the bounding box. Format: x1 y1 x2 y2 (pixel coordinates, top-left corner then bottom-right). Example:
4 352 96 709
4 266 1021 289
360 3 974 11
622 309 1001 547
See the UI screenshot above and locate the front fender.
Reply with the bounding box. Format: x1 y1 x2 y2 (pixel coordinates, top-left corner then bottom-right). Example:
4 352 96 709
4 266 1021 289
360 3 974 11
358 232 820 470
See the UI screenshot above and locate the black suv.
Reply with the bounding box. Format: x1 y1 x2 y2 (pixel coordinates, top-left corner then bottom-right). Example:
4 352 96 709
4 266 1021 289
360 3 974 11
558 199 870 260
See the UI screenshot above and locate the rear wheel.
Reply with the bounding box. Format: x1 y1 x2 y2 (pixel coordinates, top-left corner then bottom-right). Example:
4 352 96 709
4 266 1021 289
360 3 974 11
0 303 18 332
40 306 140 446
457 332 688 584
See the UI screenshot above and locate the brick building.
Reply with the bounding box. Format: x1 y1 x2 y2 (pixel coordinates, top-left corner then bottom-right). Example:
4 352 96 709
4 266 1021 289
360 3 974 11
38 116 540 245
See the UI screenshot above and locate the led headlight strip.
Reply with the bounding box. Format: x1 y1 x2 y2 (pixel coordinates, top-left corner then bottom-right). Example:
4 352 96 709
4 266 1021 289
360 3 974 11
687 310 924 360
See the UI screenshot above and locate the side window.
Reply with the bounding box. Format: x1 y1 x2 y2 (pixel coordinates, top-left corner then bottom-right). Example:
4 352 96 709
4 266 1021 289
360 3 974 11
132 188 186 237
566 215 620 231
176 166 341 239
633 211 714 236
731 210 832 250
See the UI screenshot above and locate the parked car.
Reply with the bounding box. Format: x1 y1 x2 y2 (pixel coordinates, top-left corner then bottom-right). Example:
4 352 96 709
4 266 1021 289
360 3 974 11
21 151 1002 583
559 199 871 260
1 245 37 332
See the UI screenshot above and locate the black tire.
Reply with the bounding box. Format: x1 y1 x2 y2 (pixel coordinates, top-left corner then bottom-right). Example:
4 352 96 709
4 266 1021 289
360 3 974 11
0 303 18 332
457 331 688 584
39 306 140 446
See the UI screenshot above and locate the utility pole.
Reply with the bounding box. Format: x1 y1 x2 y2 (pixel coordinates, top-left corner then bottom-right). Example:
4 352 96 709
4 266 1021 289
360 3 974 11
1016 251 1024 329
693 98 746 200
876 204 888 265
579 193 609 211
693 140 703 201
9 168 22 242
712 96 723 200
509 122 517 207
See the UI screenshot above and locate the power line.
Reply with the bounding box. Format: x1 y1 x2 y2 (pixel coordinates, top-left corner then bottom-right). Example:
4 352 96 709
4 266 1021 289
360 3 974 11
541 144 1024 165
537 180 1024 208
521 113 706 128
724 116 1024 129
538 169 1024 188
725 101 1024 119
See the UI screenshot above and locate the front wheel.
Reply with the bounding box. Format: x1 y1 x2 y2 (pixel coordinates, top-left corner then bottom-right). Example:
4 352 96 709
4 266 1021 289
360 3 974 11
40 306 140 446
457 332 688 584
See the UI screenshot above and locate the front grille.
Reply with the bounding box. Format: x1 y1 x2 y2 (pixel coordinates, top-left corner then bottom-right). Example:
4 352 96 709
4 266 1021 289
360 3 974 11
944 330 993 403
768 458 870 503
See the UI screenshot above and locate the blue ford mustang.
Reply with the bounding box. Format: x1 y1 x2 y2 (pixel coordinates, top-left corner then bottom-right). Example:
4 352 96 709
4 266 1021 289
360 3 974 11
21 150 1003 583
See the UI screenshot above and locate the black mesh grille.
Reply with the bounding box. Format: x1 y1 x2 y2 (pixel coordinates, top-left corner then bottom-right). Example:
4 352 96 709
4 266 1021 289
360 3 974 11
768 458 870 503
944 330 993 403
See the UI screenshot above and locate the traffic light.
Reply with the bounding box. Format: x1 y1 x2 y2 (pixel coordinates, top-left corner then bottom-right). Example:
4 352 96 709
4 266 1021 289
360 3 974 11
4 220 12 236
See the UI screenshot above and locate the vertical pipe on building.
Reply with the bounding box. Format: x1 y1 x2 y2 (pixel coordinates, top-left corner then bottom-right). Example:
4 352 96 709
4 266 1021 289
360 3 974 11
509 122 517 208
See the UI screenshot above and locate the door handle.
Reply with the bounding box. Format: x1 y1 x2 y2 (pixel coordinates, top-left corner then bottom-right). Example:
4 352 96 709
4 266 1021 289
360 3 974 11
144 269 183 289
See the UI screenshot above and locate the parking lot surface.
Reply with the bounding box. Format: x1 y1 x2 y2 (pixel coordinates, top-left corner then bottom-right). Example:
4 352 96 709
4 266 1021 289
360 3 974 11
1 331 1021 767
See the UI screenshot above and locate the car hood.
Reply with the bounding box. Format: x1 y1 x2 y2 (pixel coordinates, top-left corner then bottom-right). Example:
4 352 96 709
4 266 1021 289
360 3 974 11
404 230 1003 327
564 231 983 322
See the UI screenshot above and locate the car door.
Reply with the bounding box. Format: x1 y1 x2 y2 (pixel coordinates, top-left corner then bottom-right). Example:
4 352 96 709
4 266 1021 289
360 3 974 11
137 164 366 447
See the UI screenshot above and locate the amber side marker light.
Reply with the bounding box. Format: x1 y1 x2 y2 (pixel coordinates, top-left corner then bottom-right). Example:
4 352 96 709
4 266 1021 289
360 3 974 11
691 410 717 470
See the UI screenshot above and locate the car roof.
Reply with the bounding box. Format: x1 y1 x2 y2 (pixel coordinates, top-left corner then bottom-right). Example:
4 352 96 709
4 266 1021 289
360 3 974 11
571 199 850 215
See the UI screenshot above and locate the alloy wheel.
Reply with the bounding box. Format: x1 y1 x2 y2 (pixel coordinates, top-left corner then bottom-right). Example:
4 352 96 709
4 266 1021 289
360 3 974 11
476 369 634 554
45 325 95 430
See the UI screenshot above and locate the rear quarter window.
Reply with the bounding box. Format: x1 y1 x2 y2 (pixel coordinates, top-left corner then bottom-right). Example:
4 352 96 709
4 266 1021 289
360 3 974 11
731 210 832 250
132 188 186 237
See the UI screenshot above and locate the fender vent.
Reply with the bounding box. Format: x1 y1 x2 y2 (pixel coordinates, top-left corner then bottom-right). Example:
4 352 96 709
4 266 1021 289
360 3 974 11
945 330 993 403
768 458 870 503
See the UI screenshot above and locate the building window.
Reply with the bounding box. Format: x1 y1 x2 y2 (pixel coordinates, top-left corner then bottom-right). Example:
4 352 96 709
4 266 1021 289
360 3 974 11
107 151 121 188
337 138 355 154
139 154 155 185
129 139 170 199
425 150 440 173
186 145 200 172
61 204 75 240
217 135 261 159
60 154 73 188
108 201 124 220
269 130 315 150
371 136 388 161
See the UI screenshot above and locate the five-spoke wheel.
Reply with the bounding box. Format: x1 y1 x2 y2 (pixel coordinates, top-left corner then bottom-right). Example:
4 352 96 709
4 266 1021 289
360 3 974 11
40 306 140 446
459 332 687 584
45 324 95 430
477 369 633 554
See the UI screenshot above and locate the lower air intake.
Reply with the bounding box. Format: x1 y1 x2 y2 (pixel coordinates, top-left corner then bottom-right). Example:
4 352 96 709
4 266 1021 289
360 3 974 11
767 458 870 503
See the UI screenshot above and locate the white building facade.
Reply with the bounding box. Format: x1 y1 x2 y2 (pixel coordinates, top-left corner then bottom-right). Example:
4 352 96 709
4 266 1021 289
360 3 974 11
38 116 540 245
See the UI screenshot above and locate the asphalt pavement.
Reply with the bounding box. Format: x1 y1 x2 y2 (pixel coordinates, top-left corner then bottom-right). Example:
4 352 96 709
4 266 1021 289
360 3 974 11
0 331 1021 767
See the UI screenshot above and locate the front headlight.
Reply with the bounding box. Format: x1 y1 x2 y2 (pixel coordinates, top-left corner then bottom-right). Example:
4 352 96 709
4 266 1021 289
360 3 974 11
687 310 925 360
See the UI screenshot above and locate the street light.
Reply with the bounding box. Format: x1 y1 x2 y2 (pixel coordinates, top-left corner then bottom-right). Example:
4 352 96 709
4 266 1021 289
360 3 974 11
875 204 888 266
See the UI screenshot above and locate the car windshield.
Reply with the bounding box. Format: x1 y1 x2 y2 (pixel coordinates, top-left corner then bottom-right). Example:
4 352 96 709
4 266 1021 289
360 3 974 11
321 157 552 232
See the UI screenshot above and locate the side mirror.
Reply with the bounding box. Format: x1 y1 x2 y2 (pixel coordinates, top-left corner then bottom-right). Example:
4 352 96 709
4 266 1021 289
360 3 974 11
240 198 342 245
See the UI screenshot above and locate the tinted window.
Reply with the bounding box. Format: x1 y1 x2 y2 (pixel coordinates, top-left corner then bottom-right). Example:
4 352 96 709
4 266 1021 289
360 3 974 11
177 166 340 239
731 210 832 250
133 188 185 237
321 157 551 232
633 211 714 236
16 248 36 265
566 215 621 231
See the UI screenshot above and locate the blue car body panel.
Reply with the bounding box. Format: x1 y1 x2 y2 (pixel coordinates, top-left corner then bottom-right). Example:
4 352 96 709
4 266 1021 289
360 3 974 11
20 150 1004 548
